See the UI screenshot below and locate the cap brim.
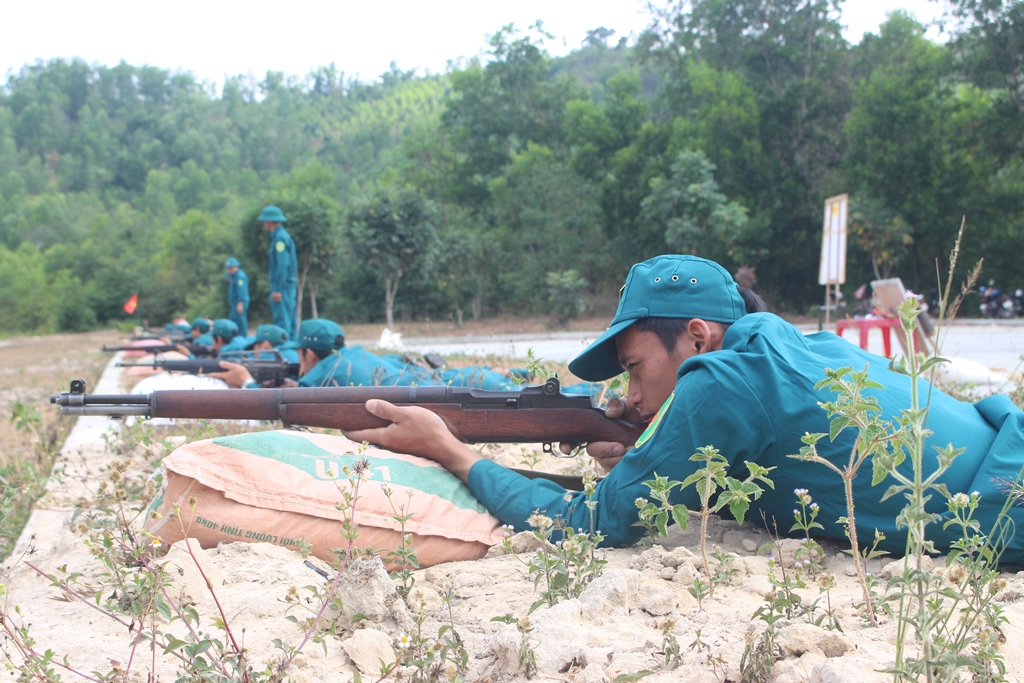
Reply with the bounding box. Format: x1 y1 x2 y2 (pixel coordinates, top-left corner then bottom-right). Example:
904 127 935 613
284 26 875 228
568 318 635 382
279 341 300 350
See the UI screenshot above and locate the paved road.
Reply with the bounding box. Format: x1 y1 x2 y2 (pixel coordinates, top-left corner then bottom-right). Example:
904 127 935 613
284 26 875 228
360 320 1024 374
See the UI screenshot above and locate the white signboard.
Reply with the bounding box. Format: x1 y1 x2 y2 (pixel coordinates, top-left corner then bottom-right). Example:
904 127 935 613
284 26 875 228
818 194 848 285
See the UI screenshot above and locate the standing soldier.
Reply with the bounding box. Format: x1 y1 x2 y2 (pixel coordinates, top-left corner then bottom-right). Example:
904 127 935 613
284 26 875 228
258 205 298 340
224 257 250 337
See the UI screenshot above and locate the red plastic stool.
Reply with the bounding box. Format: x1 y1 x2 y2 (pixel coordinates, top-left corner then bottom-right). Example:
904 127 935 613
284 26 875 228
834 318 902 358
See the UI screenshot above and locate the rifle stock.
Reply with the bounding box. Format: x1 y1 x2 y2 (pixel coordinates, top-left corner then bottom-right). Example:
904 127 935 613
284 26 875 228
52 378 642 447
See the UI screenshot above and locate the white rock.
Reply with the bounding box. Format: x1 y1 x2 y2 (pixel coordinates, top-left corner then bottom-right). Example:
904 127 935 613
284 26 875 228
335 557 398 624
578 570 643 621
641 588 679 616
341 629 395 676
879 555 933 579
573 662 609 683
778 622 826 657
159 539 224 607
813 656 891 683
405 585 443 612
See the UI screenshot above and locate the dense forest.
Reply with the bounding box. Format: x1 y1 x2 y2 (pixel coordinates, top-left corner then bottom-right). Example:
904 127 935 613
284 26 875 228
1 0 1022 333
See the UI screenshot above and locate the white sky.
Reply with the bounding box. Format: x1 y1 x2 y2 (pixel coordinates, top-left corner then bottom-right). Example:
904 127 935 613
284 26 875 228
1 0 947 87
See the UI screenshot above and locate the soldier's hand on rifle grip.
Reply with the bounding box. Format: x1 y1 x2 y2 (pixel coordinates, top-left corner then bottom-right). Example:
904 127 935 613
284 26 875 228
208 361 254 389
558 396 632 472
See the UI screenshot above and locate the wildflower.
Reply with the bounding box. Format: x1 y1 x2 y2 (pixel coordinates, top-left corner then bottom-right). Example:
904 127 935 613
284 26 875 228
563 491 573 503
74 520 89 534
990 577 1009 595
115 488 128 500
396 633 412 649
794 488 808 496
817 572 837 592
946 564 968 585
526 512 553 532
149 538 162 548
108 470 122 483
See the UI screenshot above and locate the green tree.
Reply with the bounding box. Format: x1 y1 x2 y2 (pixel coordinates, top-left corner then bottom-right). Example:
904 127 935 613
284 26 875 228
344 187 437 328
431 218 489 327
640 151 749 265
847 197 913 281
640 0 851 307
845 12 999 288
442 24 585 204
486 143 604 313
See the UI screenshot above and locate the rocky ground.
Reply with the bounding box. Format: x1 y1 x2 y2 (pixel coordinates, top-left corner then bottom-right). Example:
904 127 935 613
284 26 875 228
5 359 1024 683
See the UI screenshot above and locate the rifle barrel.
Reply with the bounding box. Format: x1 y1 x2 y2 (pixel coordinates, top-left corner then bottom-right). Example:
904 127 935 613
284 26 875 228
50 380 642 445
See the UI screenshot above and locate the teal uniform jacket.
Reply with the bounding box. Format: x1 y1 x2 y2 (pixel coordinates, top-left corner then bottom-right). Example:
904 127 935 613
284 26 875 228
267 225 298 339
299 346 443 387
220 335 255 355
439 367 518 391
228 268 250 336
438 367 604 396
467 313 1024 567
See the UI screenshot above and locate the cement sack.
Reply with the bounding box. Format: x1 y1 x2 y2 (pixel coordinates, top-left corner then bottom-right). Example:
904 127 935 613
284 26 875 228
146 430 504 567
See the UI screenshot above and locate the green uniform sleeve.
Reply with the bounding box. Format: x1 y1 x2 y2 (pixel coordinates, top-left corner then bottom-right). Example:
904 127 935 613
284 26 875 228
467 363 775 546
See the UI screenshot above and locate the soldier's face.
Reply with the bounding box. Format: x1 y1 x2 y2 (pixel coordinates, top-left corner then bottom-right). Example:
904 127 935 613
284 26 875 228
615 327 693 421
298 348 319 376
262 221 279 232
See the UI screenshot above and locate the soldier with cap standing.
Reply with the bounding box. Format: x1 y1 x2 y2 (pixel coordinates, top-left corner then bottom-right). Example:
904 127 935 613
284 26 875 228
224 257 250 337
258 205 298 340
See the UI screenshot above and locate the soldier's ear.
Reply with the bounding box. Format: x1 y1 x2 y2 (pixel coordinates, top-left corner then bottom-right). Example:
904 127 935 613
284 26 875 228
686 319 719 354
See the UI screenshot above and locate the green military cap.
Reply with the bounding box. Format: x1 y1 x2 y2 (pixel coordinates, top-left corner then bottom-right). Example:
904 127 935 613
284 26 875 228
224 257 240 268
211 318 239 340
289 318 344 352
569 255 746 382
257 205 287 223
191 318 211 333
252 324 289 347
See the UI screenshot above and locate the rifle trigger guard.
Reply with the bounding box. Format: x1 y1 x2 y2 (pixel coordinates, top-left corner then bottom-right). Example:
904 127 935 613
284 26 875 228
547 442 587 458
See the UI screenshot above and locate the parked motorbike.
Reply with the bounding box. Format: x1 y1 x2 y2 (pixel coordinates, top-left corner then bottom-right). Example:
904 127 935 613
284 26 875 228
979 285 1015 318
1012 289 1024 318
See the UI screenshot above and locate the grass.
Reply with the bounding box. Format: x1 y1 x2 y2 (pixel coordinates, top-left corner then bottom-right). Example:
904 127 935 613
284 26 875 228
0 329 121 558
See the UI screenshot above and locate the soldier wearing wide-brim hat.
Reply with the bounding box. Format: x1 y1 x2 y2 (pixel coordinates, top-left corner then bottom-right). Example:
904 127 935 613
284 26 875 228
258 205 298 341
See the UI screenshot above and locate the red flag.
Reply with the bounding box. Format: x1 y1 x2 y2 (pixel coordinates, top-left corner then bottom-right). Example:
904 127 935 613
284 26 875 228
122 293 138 315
